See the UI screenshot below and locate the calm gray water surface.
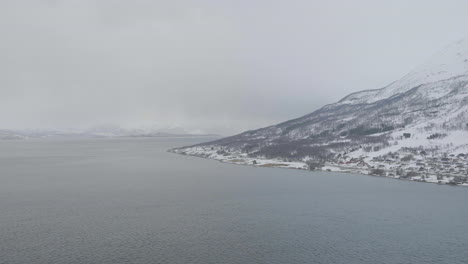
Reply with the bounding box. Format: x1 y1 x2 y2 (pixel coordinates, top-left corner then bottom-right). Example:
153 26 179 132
0 137 467 264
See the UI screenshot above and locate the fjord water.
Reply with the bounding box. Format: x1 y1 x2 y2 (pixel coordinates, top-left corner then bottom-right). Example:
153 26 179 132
1 138 467 264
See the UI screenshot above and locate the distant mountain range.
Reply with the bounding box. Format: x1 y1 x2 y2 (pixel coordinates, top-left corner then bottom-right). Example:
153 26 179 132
173 37 468 185
0 126 217 140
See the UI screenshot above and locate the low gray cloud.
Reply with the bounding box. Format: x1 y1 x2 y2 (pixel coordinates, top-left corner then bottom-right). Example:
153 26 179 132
1 0 468 135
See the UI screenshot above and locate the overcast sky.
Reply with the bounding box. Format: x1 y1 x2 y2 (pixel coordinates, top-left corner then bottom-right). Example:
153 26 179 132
2 0 468 135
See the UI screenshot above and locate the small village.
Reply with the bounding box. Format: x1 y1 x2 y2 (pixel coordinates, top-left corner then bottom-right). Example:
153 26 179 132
329 148 468 186
173 141 468 186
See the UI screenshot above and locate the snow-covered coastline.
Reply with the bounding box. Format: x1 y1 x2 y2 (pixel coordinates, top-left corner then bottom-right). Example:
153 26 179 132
170 145 468 187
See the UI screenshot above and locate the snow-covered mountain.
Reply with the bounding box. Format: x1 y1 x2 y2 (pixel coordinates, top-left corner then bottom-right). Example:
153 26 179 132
173 37 468 185
337 37 468 105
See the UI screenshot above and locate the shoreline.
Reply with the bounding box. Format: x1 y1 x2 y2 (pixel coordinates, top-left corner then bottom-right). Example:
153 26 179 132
169 149 468 187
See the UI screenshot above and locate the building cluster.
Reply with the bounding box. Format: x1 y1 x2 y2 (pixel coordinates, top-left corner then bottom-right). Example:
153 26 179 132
332 149 468 185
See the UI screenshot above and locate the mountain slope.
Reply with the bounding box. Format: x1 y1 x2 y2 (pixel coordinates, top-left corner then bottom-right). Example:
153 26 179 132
173 37 468 185
337 37 468 105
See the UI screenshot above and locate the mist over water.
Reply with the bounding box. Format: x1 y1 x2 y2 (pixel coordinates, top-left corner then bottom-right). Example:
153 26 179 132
1 137 467 264
2 1 468 134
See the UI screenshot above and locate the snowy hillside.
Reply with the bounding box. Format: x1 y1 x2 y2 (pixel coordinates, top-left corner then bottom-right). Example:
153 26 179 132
337 37 468 105
172 37 468 185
